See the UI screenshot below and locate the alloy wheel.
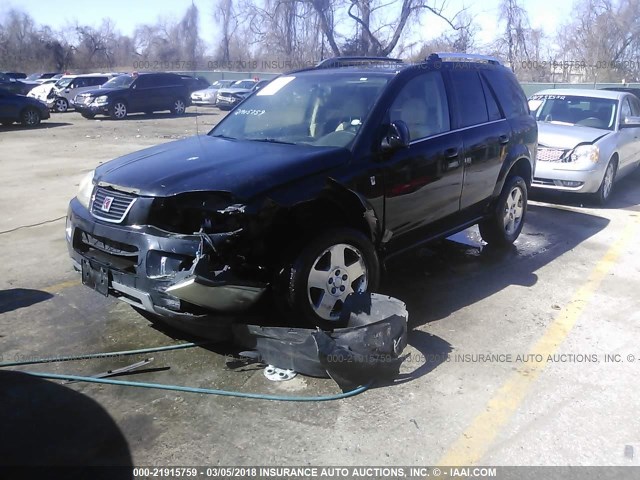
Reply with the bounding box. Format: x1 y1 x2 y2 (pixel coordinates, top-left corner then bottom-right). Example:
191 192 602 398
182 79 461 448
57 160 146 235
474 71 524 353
306 243 368 321
503 185 524 236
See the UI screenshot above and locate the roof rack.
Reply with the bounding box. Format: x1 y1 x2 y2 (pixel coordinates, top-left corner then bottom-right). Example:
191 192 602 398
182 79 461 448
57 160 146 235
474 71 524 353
315 56 404 69
426 52 502 65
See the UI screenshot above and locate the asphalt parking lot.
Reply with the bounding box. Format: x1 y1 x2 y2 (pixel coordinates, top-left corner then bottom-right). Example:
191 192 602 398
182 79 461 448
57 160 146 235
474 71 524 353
1 109 640 471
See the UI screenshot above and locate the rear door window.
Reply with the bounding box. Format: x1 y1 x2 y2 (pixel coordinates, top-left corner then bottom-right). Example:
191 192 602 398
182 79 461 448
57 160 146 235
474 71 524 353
449 70 489 128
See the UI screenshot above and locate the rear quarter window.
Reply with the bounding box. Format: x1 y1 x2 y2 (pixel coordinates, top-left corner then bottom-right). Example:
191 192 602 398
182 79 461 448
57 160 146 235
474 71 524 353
482 69 529 118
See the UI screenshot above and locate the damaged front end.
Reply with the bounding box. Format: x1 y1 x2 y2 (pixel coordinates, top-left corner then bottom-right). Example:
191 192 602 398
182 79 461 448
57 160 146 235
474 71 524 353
67 188 274 322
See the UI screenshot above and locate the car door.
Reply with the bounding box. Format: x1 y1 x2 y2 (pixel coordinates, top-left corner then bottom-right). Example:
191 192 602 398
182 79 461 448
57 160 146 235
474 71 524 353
447 69 511 213
382 70 464 252
128 75 155 112
0 90 19 120
616 96 639 174
64 77 85 101
623 94 640 170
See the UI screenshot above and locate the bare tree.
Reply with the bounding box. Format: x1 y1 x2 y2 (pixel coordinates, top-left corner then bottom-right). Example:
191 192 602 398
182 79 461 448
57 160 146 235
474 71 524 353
213 0 240 62
556 0 640 82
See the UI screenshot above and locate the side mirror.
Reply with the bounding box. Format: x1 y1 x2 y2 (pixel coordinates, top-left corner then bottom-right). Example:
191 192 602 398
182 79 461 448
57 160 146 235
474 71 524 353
621 116 640 128
381 120 410 151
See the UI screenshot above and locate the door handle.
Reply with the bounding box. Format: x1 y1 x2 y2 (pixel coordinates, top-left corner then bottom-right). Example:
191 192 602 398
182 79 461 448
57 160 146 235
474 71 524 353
444 148 460 170
499 135 509 145
444 148 459 159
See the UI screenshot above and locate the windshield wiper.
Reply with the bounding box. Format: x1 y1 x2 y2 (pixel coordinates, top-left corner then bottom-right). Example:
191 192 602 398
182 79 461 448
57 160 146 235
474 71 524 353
211 134 237 140
247 138 295 145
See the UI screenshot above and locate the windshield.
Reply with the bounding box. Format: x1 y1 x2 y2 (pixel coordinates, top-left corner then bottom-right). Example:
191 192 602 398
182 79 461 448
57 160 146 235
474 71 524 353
102 75 135 89
209 73 389 148
26 73 40 81
529 94 618 130
55 77 73 88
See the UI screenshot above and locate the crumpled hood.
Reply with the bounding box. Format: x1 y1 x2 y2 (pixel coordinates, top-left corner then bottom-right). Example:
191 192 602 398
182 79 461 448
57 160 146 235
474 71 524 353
537 122 611 148
94 135 350 199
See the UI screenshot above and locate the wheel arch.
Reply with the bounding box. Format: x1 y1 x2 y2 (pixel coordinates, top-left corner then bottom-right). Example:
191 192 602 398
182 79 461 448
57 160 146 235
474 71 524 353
493 146 534 199
259 180 382 265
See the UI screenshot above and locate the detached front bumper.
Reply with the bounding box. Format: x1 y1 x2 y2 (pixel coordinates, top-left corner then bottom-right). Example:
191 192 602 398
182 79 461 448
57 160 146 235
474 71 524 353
66 198 267 321
532 160 606 193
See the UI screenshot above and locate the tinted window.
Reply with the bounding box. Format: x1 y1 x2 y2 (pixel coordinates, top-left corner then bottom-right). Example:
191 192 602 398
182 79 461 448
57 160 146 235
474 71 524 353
483 69 528 118
136 76 155 88
450 70 489 128
481 77 502 121
90 77 107 86
389 71 450 140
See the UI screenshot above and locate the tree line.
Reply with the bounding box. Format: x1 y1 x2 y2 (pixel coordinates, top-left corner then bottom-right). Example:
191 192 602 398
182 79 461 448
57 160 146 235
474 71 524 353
1 0 640 82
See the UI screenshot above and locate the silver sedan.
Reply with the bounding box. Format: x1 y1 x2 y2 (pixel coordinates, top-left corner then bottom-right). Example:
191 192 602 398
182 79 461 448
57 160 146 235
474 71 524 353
190 80 235 106
529 88 640 204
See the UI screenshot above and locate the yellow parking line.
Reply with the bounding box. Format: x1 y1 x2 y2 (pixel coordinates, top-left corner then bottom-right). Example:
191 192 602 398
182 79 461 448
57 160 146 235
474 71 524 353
41 279 80 294
437 218 638 466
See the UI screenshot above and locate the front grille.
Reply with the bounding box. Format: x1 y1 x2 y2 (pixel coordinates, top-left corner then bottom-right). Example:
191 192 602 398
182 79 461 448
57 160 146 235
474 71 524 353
91 187 136 223
537 146 568 162
74 229 138 272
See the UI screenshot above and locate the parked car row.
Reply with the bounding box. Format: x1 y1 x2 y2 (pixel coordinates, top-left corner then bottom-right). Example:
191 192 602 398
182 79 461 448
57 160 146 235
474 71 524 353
0 72 214 125
190 78 270 109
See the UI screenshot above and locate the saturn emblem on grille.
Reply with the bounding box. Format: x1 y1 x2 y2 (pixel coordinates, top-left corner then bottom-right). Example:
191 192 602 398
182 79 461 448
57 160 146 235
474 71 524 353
101 196 115 212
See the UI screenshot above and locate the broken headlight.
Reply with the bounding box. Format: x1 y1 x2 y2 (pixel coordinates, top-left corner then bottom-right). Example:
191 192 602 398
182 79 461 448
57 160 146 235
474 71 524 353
148 193 247 235
76 170 95 209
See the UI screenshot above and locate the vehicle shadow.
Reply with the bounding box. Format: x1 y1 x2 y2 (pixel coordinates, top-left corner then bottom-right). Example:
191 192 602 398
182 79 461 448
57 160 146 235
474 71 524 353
381 202 609 329
0 122 71 131
0 370 132 477
530 166 640 211
0 288 54 314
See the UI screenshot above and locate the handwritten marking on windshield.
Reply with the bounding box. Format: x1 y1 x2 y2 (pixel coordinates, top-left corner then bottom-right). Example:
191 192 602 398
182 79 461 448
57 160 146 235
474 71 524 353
234 109 266 116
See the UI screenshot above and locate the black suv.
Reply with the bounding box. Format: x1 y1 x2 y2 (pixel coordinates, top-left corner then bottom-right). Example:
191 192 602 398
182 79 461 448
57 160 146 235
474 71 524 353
73 72 190 119
66 54 536 330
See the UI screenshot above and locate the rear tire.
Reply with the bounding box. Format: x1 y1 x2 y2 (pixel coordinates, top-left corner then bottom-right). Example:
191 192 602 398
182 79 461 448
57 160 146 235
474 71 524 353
171 98 186 115
20 108 41 127
479 175 528 247
81 113 95 119
284 228 380 330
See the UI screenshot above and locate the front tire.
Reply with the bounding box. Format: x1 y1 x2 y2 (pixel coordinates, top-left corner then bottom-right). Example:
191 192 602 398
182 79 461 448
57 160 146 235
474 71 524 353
285 228 380 329
594 158 616 205
109 101 127 120
81 112 95 119
479 175 528 247
54 97 68 112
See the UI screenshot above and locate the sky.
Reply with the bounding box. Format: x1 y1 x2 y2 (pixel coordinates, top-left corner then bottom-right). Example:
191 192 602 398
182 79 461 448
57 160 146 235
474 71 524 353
1 0 574 56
